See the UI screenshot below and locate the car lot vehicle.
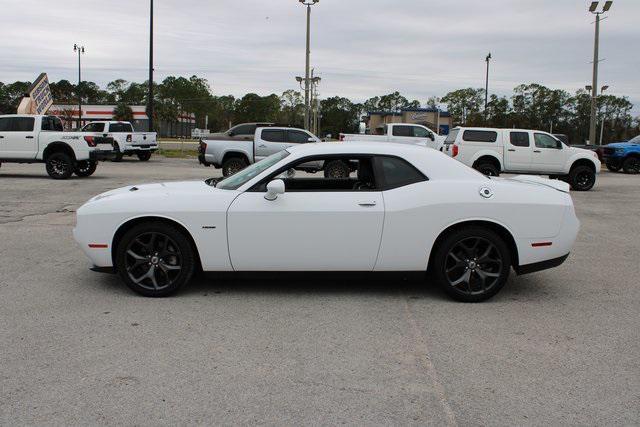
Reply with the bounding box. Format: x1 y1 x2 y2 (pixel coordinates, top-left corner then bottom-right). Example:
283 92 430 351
199 126 327 177
81 121 157 162
443 127 601 191
204 122 290 142
0 114 115 179
339 123 445 151
602 136 640 174
74 142 579 302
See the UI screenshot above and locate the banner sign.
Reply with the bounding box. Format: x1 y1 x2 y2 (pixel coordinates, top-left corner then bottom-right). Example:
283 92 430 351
28 73 53 114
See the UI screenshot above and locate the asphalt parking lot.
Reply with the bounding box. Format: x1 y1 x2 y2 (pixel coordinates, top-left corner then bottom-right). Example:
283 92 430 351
1 157 639 425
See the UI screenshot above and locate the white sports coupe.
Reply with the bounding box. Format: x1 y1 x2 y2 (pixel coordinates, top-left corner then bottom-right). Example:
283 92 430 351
74 142 579 302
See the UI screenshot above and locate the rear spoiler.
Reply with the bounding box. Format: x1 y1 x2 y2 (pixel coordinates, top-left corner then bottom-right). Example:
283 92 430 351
508 175 571 193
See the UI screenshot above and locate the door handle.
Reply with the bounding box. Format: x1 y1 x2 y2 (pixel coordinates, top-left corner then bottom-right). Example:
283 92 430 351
258 144 266 148
533 150 541 153
25 136 34 139
507 149 516 152
0 136 4 139
358 202 377 207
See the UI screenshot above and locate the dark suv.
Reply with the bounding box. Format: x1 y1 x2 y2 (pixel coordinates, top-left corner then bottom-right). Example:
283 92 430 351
205 123 292 141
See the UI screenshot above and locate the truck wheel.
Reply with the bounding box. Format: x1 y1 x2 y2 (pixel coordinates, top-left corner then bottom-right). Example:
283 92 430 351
473 162 500 177
137 152 152 161
74 160 97 177
115 222 196 297
46 152 74 180
222 157 248 177
431 226 511 302
605 161 621 172
622 157 640 174
569 165 596 191
323 160 350 178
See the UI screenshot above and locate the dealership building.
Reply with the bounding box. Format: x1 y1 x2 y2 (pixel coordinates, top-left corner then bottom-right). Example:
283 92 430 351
48 104 196 137
364 108 453 135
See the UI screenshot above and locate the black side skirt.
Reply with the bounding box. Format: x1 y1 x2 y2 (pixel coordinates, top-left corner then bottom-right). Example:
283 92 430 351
90 266 116 274
515 253 570 275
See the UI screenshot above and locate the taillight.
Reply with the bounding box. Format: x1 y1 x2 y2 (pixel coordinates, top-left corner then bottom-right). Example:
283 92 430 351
126 134 132 142
84 136 97 147
452 144 459 157
199 141 207 154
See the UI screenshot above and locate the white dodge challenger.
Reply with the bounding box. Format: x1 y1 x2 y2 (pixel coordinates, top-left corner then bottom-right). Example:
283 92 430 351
74 142 579 302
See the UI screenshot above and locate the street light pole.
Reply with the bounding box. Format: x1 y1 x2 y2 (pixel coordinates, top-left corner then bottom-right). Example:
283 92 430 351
588 1 612 145
148 0 154 133
73 44 85 129
599 85 609 145
299 0 318 131
484 52 491 122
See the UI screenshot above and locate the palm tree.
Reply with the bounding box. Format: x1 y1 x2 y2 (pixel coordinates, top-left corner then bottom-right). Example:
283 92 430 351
112 102 134 122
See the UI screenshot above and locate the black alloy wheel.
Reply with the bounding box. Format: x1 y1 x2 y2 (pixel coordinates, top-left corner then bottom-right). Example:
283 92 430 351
433 227 511 302
222 157 248 177
569 166 596 191
474 162 500 177
137 151 152 161
74 160 98 177
622 157 640 174
116 223 196 297
605 161 621 172
45 152 74 179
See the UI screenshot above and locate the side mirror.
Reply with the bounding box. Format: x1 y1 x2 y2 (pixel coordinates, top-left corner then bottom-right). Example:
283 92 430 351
264 179 285 201
228 131 234 137
307 137 316 143
428 133 435 141
557 141 563 149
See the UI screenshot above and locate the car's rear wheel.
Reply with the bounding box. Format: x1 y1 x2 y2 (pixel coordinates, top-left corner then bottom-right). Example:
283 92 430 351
473 161 500 177
115 222 196 297
45 152 74 179
323 160 350 178
74 160 97 177
622 157 640 174
432 227 511 302
569 165 596 191
222 157 248 177
605 161 621 172
137 151 152 161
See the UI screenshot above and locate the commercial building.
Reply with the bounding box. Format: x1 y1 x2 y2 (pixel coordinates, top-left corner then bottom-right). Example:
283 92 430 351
365 108 453 135
48 104 196 137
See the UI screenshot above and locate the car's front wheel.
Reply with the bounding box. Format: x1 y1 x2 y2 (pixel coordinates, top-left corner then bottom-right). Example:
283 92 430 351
432 227 511 302
115 222 196 297
569 165 596 191
622 157 640 174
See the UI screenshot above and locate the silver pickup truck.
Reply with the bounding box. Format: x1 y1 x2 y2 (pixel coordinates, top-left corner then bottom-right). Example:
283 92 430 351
199 126 346 177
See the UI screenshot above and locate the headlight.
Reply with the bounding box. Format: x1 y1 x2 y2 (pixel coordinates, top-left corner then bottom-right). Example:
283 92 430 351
615 148 625 153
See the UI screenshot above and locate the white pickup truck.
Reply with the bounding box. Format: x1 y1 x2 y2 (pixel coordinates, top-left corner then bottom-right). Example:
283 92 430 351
0 114 116 179
339 123 445 151
81 121 157 162
443 127 601 191
198 126 353 177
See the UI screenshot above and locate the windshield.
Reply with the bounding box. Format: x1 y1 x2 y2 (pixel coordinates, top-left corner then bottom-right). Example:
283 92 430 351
628 135 640 144
444 129 459 143
215 150 290 190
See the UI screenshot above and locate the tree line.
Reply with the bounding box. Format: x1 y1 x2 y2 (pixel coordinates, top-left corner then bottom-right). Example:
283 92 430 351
1 77 637 144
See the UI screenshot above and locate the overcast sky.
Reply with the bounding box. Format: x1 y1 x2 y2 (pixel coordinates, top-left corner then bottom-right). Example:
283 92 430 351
1 0 638 115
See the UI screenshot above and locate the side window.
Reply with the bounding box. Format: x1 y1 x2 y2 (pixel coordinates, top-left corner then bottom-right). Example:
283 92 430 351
261 129 286 143
0 118 11 131
231 124 256 136
51 117 63 131
534 133 560 149
287 130 312 144
108 123 130 133
413 126 431 138
510 132 530 147
392 126 413 137
83 122 105 132
375 156 427 190
463 130 497 142
11 117 35 132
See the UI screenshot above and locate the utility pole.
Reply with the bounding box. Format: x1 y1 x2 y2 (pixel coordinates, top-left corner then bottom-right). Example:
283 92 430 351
484 52 491 122
588 1 613 145
148 0 154 133
73 44 85 129
299 0 318 131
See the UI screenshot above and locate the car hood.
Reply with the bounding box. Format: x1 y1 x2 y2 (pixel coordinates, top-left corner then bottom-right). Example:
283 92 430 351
86 180 216 204
605 142 637 149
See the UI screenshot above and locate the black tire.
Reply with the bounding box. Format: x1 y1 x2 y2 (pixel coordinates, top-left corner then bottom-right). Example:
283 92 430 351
605 161 621 172
622 157 640 174
74 160 98 177
115 222 196 297
473 161 500 177
569 165 596 191
323 160 350 178
432 226 511 302
222 157 248 177
45 152 74 180
137 151 152 161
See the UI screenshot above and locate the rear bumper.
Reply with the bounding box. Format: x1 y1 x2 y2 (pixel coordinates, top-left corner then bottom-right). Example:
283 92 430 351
515 253 569 275
89 150 117 161
199 153 220 168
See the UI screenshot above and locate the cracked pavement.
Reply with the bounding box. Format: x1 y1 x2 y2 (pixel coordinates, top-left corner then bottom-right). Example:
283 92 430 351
1 157 639 425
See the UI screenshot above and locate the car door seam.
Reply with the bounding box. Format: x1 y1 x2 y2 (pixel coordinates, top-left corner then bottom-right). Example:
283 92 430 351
372 192 386 272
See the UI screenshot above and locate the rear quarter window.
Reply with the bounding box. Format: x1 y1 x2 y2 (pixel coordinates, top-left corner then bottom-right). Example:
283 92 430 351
445 129 459 143
109 123 133 132
463 130 497 143
375 156 427 190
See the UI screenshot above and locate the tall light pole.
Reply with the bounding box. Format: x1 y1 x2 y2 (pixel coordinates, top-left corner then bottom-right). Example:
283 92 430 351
299 0 319 131
484 52 491 122
599 85 609 145
73 44 85 128
588 0 613 145
148 0 154 132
